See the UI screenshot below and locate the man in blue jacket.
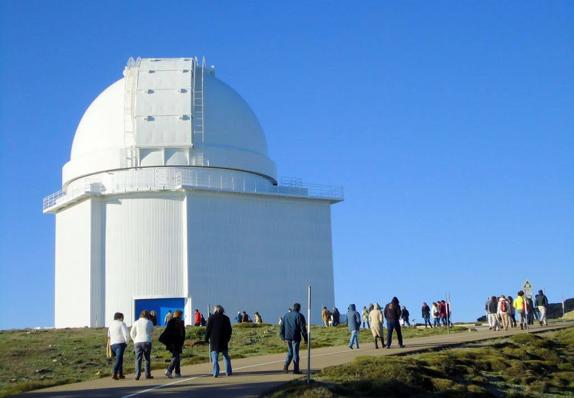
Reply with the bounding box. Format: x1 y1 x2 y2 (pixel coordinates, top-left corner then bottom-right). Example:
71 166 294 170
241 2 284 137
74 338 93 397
347 304 361 349
280 303 308 374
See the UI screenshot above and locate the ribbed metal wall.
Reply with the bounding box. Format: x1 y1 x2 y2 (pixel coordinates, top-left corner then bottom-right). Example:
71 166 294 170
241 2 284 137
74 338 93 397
187 191 335 324
55 199 94 327
104 193 185 326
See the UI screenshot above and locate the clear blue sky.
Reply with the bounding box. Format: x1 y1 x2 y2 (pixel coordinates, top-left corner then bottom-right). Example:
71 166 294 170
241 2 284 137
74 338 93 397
1 1 572 329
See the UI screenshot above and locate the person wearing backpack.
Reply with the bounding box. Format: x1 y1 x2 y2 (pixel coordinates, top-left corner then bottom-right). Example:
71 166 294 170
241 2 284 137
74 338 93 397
497 295 510 330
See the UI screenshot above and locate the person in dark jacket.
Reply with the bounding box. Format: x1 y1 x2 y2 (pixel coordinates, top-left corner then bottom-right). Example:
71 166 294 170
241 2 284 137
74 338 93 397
205 305 233 377
421 303 432 328
486 296 498 330
535 290 549 326
280 303 308 374
346 304 361 349
332 307 340 326
384 297 405 348
159 310 186 378
400 306 411 327
526 297 535 325
241 311 251 323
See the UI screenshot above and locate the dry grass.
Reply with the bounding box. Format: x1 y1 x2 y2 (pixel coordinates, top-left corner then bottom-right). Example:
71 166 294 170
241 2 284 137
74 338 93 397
267 327 574 397
0 323 461 397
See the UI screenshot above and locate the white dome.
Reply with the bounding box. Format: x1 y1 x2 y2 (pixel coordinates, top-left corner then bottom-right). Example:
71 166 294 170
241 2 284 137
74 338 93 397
62 58 276 186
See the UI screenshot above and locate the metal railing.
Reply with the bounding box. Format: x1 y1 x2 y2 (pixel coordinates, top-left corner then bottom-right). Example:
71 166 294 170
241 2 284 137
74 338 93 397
43 170 343 212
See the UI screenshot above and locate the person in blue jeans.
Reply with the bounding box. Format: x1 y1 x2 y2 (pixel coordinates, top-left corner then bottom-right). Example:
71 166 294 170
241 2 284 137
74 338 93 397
384 297 405 349
130 310 154 380
280 302 308 374
347 304 361 349
205 305 233 377
107 312 130 380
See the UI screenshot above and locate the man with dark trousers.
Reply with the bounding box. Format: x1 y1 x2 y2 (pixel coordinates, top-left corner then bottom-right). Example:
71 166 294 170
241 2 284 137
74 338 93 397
280 302 308 374
384 297 405 349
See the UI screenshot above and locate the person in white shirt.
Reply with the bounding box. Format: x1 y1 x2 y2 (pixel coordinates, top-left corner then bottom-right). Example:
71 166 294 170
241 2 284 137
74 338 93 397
130 310 154 380
108 312 130 380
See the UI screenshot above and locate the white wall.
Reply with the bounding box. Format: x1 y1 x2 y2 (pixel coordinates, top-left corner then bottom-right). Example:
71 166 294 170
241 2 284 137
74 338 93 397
186 191 335 324
55 199 97 327
104 193 185 326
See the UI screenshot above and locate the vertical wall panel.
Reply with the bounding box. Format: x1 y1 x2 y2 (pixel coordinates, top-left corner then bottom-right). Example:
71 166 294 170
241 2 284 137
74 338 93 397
105 193 185 326
55 200 93 327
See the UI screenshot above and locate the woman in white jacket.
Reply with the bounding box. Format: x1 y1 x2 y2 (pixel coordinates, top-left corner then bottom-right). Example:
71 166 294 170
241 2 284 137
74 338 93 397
107 312 130 380
130 310 155 380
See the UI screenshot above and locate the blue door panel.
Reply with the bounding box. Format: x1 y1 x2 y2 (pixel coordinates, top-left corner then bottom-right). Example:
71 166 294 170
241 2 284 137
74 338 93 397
134 298 185 326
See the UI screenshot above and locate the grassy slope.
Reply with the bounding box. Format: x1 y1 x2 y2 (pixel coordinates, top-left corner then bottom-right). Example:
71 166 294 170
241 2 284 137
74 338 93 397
0 323 461 397
268 327 574 398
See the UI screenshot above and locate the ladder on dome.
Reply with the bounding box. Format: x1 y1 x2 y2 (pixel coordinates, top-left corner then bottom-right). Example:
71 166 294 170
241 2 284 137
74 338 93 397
191 57 205 145
123 57 141 168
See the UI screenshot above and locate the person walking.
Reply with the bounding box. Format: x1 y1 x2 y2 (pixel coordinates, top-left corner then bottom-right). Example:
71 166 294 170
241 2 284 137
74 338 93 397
400 306 411 327
361 306 370 329
332 307 340 326
421 303 432 328
384 297 405 348
321 306 330 327
159 310 185 378
107 312 130 380
514 291 528 330
130 310 154 380
535 290 549 326
280 303 308 374
486 296 498 330
205 305 233 377
347 304 361 349
368 303 384 349
439 300 448 326
236 312 242 323
497 295 511 331
431 302 440 327
507 295 517 328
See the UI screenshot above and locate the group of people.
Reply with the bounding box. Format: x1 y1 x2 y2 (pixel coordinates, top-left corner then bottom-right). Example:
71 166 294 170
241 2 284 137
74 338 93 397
235 310 264 324
279 297 407 374
320 306 341 326
107 306 234 380
344 298 407 351
485 289 549 331
422 300 452 328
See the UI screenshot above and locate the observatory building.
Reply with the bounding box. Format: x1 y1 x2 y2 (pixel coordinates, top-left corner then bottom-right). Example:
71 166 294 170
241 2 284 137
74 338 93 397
44 57 343 327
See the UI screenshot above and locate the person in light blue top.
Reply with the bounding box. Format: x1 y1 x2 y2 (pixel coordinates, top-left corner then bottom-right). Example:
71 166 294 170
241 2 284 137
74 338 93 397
347 304 361 349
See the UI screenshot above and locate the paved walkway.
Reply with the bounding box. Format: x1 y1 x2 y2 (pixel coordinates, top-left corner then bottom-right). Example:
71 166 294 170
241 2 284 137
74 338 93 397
20 323 573 398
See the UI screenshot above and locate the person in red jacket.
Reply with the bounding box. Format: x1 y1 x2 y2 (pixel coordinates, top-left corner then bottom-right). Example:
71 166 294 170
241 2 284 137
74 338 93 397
439 300 447 326
193 309 203 326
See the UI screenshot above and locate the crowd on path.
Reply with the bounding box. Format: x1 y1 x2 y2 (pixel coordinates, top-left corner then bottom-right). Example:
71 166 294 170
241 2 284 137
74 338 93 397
105 290 549 383
485 289 549 331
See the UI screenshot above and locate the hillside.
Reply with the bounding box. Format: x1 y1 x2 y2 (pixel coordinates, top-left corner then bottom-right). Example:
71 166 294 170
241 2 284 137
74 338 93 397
0 323 464 397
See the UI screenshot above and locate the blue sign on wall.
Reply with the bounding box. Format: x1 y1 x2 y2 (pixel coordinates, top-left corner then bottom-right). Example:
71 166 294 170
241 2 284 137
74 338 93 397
134 297 185 326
